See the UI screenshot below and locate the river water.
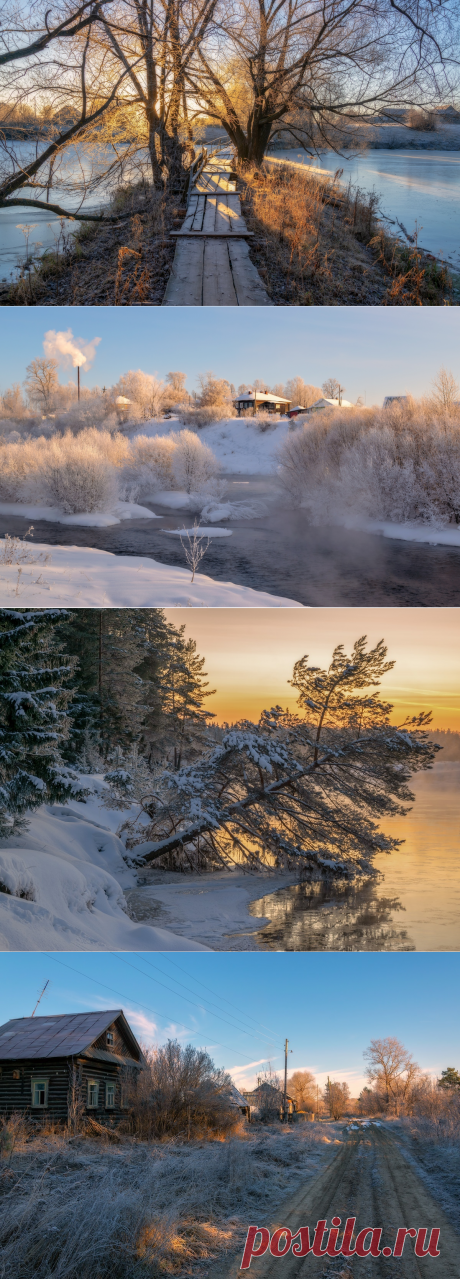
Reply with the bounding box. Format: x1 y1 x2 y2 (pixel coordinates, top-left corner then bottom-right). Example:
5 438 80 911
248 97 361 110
2 139 459 275
271 148 460 270
1 479 460 606
249 762 460 951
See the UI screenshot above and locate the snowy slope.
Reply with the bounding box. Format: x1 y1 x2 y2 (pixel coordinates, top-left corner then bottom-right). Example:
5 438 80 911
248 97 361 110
133 417 291 475
0 543 301 606
0 800 209 951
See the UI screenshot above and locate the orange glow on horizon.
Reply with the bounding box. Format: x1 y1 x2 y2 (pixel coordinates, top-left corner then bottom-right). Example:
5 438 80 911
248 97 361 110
164 609 460 731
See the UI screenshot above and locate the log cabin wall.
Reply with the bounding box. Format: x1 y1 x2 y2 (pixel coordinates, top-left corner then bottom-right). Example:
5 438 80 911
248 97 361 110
0 1056 138 1123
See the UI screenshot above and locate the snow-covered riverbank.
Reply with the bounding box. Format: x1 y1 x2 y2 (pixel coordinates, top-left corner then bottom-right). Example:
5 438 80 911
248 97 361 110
0 541 301 606
0 786 298 951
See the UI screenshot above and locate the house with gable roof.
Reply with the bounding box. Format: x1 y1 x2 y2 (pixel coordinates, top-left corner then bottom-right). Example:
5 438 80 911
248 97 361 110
0 1010 146 1124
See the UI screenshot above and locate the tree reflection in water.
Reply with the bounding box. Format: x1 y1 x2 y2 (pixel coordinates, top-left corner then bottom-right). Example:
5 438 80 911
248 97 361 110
250 878 416 951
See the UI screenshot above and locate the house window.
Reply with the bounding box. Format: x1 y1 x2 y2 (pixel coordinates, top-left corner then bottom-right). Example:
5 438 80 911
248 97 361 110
87 1080 99 1108
106 1031 114 1045
105 1082 115 1108
31 1078 49 1107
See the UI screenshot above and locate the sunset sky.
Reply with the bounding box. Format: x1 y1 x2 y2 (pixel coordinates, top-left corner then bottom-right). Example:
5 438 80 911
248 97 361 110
164 608 460 730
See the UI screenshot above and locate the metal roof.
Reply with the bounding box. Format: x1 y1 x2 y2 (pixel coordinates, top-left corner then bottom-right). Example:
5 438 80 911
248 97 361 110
0 1011 143 1063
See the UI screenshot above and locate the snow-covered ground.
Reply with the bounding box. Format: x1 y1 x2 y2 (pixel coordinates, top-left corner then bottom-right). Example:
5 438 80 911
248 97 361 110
0 785 297 951
132 416 292 475
0 788 210 951
0 542 301 606
0 500 160 528
354 517 460 549
126 868 298 951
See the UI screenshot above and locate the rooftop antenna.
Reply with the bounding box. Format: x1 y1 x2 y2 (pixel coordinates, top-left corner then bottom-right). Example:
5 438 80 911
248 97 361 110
31 979 49 1017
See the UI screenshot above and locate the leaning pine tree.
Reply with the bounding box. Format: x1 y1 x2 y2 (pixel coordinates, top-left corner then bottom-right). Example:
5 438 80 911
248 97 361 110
123 636 440 877
0 609 88 837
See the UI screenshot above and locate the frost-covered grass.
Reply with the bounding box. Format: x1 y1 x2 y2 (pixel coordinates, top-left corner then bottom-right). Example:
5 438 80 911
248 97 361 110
396 1111 460 1234
278 398 460 528
0 1123 337 1279
0 429 221 516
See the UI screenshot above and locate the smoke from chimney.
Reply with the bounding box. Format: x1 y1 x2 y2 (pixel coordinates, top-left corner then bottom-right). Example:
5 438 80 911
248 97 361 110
43 328 101 371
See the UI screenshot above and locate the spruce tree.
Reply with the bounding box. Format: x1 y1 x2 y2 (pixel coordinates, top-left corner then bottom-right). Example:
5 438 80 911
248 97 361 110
0 609 86 837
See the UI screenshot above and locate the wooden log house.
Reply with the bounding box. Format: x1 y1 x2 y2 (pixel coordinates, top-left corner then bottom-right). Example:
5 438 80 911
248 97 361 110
0 1010 146 1125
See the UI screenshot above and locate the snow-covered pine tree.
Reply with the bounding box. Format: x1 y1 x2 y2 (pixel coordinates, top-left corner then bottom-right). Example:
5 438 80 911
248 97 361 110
124 637 440 877
143 623 215 769
0 609 87 837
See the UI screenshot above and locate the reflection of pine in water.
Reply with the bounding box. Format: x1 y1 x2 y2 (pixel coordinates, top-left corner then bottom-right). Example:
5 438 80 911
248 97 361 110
250 878 415 951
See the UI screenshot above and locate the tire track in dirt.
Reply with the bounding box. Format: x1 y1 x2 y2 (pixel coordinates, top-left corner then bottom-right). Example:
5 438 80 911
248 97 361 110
209 1125 459 1279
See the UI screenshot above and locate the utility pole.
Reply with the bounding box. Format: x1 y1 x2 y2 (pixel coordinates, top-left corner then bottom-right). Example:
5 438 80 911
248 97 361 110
31 979 49 1017
338 385 345 406
283 1039 292 1122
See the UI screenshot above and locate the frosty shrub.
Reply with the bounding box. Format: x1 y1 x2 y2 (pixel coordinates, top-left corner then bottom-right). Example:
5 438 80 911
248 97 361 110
0 439 45 501
172 430 221 493
277 398 460 526
179 405 234 428
254 412 280 432
28 431 124 514
51 398 120 436
122 435 177 499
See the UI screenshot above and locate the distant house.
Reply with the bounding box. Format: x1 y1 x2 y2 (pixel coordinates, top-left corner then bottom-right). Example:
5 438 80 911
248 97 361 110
382 396 409 408
227 1082 251 1118
233 390 292 416
242 1081 297 1121
0 1010 146 1125
304 397 354 414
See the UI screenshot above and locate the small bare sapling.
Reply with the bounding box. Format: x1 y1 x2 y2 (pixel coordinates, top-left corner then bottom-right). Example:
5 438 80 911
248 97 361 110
179 521 212 582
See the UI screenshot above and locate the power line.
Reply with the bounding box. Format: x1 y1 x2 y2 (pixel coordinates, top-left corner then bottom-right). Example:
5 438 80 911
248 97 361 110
42 953 267 1063
117 953 277 1048
164 954 281 1040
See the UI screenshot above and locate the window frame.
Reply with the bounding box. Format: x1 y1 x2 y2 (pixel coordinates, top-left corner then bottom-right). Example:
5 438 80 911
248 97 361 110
105 1081 116 1109
106 1031 114 1046
31 1077 49 1108
87 1079 99 1109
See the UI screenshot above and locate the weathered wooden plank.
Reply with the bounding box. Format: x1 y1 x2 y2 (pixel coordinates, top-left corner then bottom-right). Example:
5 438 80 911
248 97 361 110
180 193 199 232
190 193 206 231
162 238 204 305
214 196 231 233
202 196 218 233
202 239 238 306
170 230 253 237
227 238 273 305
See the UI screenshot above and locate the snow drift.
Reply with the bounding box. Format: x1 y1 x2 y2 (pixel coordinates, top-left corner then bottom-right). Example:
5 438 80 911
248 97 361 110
0 801 209 951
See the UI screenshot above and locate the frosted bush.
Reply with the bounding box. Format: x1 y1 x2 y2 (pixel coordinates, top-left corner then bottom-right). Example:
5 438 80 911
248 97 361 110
172 430 221 493
28 433 120 514
0 439 46 501
121 435 177 500
179 406 235 428
254 412 279 432
278 399 460 526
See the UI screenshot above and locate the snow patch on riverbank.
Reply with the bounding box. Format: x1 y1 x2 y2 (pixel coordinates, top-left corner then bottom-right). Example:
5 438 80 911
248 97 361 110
126 868 299 951
0 540 302 606
0 500 160 528
343 516 460 548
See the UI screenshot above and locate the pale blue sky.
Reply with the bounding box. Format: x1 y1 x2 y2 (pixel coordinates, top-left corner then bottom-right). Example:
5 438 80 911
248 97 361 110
1 953 458 1093
1 308 459 404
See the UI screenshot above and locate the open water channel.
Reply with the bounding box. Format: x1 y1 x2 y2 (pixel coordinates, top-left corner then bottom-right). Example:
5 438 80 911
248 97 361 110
0 476 459 606
249 762 460 952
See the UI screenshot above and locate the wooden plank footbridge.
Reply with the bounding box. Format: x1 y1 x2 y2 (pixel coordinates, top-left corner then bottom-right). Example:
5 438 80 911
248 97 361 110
162 149 272 306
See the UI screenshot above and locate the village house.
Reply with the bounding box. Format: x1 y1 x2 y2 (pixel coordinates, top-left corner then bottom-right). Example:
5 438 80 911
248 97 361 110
0 1010 146 1126
242 1080 297 1121
233 390 292 416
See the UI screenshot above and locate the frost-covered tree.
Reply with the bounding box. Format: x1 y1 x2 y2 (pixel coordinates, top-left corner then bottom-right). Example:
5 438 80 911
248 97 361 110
321 378 343 400
128 636 439 875
24 358 59 414
283 378 322 408
0 609 87 837
430 367 460 411
143 624 215 769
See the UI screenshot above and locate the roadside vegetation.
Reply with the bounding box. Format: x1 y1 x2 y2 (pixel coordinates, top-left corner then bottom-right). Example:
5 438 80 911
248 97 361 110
239 162 453 306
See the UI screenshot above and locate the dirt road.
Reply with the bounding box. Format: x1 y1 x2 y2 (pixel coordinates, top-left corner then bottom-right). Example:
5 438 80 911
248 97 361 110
211 1125 459 1279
